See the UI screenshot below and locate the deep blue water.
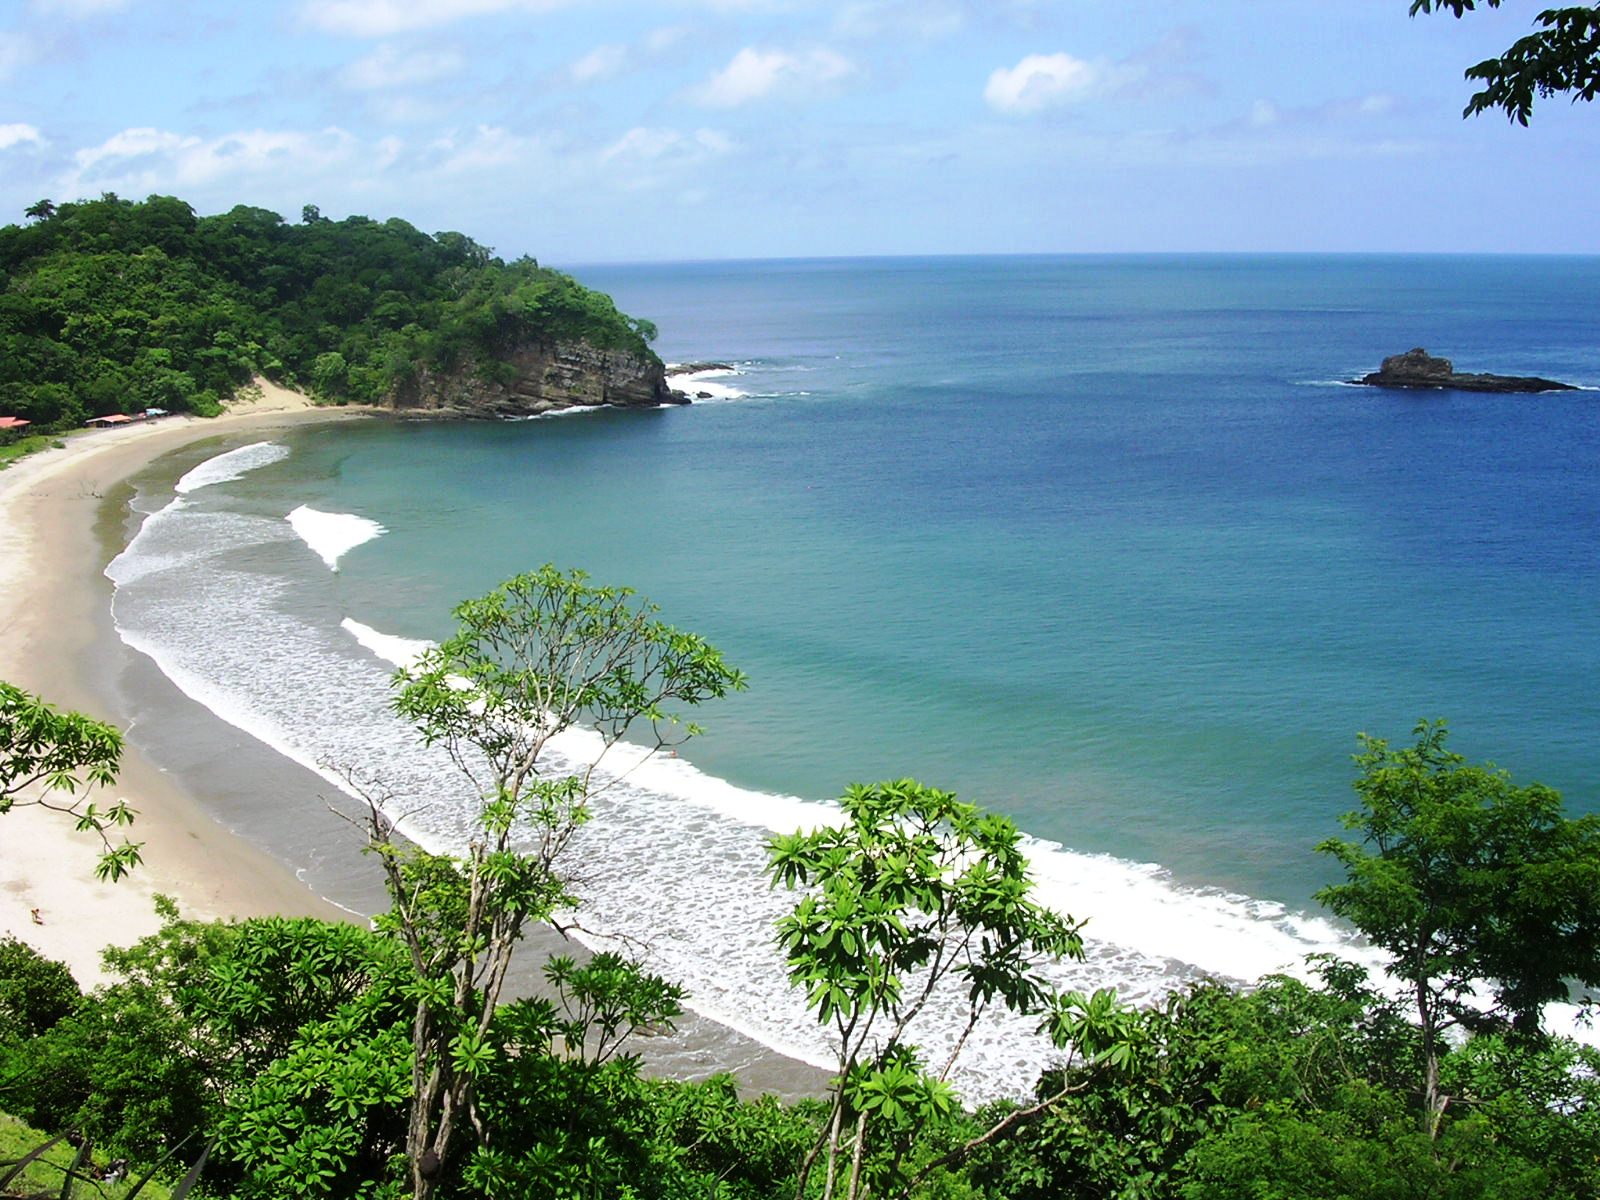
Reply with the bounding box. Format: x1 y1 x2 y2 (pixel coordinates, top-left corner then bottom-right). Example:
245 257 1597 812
111 255 1600 1092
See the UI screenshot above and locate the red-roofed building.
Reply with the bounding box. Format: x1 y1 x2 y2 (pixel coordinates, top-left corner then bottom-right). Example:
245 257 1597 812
85 413 137 427
0 417 30 431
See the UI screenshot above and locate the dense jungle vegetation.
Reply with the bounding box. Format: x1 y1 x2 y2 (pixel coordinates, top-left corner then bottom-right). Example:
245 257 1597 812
4 909 1599 1199
0 195 659 430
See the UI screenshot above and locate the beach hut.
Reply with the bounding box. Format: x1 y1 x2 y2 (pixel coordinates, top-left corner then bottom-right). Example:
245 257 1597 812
0 416 30 431
85 413 136 427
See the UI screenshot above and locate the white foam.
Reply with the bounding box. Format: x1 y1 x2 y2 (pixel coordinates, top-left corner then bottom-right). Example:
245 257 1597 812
174 442 290 494
668 365 749 402
285 505 386 571
341 618 433 671
507 406 605 421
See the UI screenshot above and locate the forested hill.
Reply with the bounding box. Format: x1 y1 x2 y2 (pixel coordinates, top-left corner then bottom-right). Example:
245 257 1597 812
0 195 663 428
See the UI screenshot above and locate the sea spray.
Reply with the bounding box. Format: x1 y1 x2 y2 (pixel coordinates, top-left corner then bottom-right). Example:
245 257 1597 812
667 364 750 403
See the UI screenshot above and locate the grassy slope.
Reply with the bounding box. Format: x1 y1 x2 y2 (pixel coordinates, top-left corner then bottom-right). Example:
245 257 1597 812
0 1112 175 1199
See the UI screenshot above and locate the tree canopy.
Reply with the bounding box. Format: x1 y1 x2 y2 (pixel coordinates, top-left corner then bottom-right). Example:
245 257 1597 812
767 778 1133 1200
0 195 661 429
1412 1 1600 123
0 680 139 880
1316 720 1600 1132
372 566 746 1199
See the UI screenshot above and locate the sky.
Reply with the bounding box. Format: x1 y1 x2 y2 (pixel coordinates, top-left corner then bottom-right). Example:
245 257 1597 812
0 0 1596 262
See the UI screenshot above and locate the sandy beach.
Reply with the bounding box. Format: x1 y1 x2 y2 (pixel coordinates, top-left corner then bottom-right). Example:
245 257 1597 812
0 381 367 982
0 386 828 1096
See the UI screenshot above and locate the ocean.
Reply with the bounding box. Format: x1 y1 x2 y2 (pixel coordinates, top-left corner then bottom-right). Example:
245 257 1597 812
106 254 1600 1098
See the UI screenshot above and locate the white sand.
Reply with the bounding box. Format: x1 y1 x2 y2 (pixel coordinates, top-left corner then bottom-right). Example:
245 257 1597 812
0 384 364 984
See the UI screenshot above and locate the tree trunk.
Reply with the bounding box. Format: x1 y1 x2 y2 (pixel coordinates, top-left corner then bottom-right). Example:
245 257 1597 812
406 1003 442 1199
1416 980 1445 1140
821 1098 845 1200
846 1111 869 1200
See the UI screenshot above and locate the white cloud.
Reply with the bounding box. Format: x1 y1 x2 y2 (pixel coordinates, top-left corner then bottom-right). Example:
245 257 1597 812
1241 92 1402 133
54 121 577 211
303 0 567 37
597 127 736 192
834 1 964 41
568 43 628 85
422 125 546 174
340 43 464 91
0 123 44 151
984 52 1099 115
690 46 857 108
601 126 733 164
65 126 362 195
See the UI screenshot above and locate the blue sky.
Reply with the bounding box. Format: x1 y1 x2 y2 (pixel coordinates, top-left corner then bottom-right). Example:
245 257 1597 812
0 0 1594 261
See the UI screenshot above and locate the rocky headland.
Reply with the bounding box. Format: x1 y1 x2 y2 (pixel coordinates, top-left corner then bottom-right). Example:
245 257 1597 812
389 340 681 417
1355 348 1576 394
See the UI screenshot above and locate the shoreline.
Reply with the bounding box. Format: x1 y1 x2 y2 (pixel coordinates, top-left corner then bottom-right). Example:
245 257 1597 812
0 391 828 1098
0 391 372 979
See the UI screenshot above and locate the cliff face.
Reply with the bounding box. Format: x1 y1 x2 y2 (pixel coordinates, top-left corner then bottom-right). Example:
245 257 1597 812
389 340 679 417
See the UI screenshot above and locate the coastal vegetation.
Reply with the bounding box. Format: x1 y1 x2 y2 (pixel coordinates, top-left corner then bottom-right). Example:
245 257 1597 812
363 567 745 1200
0 681 140 881
3 571 1598 1198
0 195 660 430
1316 721 1600 1135
1412 1 1600 124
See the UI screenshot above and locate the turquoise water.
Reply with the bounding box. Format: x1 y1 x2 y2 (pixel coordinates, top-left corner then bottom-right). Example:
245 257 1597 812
109 255 1600 1095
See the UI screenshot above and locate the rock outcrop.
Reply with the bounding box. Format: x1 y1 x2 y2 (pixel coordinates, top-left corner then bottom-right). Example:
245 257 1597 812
669 361 735 375
389 340 680 417
1356 348 1576 394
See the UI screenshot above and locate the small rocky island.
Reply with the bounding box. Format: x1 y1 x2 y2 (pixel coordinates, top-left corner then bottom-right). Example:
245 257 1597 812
1355 348 1576 394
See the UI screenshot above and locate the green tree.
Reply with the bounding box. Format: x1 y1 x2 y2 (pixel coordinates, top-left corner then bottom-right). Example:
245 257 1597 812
0 937 79 1045
767 778 1135 1200
1181 1088 1549 1200
979 961 1417 1200
0 680 139 880
1315 720 1600 1134
23 199 54 223
309 350 349 400
1441 1033 1600 1197
1412 1 1600 123
0 905 414 1184
367 566 745 1199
